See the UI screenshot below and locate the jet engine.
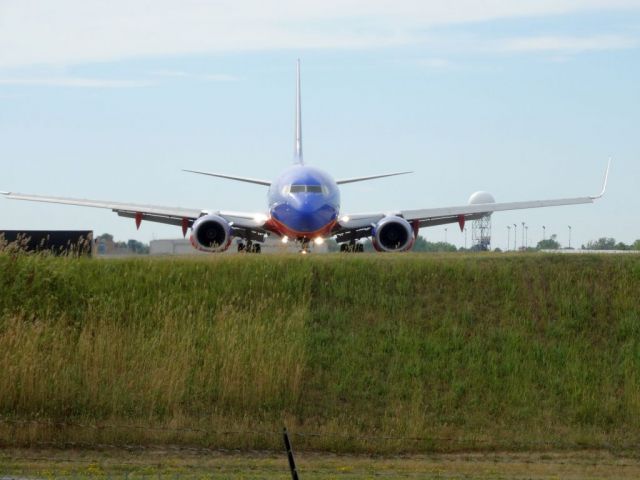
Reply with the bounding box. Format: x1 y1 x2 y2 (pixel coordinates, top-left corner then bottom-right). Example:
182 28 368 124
372 216 414 252
190 214 232 252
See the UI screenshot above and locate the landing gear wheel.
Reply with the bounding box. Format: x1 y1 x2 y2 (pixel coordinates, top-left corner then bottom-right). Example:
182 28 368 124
237 242 246 252
251 244 261 254
356 243 364 253
340 243 348 253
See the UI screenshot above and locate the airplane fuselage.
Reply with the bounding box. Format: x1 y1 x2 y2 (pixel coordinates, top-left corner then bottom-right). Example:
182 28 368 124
267 164 340 239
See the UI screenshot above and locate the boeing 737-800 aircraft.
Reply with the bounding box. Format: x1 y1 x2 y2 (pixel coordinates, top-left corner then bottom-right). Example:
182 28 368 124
2 61 609 253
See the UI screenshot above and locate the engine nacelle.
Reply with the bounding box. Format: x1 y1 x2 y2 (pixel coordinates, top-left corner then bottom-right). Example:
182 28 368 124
190 214 232 253
372 216 414 252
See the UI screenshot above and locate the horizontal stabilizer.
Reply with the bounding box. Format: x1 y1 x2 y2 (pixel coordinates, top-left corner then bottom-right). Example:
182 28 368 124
336 171 412 185
183 169 271 186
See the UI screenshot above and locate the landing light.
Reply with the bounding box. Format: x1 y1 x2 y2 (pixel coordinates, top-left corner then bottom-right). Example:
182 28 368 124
282 235 289 244
340 215 350 223
314 237 325 245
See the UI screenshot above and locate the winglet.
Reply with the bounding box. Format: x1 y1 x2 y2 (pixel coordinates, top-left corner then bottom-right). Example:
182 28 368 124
0 191 9 195
294 59 303 165
591 157 611 199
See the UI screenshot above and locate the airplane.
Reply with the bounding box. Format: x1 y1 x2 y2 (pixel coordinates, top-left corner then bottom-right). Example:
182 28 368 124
2 61 610 254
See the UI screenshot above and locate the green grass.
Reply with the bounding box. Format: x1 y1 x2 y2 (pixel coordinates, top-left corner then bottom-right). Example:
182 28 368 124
1 252 640 453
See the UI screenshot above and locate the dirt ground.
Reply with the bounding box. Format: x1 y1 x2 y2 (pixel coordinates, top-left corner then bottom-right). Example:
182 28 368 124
2 447 640 479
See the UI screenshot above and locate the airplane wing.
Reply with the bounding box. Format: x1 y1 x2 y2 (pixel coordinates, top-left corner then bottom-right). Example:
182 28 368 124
334 159 610 241
182 169 271 186
0 191 270 237
335 171 412 185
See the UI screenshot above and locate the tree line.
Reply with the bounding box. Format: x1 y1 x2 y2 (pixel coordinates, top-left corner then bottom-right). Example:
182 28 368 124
98 232 640 254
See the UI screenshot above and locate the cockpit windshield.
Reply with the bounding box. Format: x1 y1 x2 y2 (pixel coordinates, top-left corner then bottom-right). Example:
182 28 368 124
291 184 322 193
283 184 328 195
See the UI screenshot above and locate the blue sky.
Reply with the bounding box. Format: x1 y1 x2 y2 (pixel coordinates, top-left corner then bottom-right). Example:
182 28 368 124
1 1 639 249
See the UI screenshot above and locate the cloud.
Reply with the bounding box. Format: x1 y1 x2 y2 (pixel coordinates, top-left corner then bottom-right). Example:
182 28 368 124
497 34 639 54
1 0 639 67
0 76 151 87
150 70 239 82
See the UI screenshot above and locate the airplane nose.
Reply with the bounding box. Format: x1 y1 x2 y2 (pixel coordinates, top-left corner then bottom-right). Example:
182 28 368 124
298 196 322 211
272 195 337 233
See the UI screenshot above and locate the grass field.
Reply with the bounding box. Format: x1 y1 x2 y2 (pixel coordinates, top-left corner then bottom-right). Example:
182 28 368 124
0 252 639 454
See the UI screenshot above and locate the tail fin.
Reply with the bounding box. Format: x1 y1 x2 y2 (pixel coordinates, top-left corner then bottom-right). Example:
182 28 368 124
294 59 303 164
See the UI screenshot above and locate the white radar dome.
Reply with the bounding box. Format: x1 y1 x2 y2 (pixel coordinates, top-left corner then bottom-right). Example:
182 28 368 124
468 191 495 205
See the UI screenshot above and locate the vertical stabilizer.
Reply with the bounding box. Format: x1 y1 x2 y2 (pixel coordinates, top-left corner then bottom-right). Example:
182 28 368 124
294 59 303 164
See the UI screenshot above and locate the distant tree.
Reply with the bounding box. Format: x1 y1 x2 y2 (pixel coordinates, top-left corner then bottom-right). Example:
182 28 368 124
343 236 457 253
127 239 150 254
95 234 148 253
537 234 560 250
413 236 457 252
412 236 429 251
615 241 630 251
96 233 114 242
585 237 617 250
633 240 640 251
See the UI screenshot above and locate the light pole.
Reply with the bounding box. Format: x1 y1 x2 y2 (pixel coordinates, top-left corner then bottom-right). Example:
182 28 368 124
507 225 511 251
543 225 546 241
525 226 528 249
513 224 517 251
521 222 525 250
444 227 448 244
464 227 467 250
568 225 572 249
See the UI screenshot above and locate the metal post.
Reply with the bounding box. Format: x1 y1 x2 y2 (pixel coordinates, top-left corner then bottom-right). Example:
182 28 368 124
283 427 300 480
542 225 546 241
525 226 528 249
507 225 510 251
568 225 572 249
521 222 525 250
513 224 517 251
444 227 448 244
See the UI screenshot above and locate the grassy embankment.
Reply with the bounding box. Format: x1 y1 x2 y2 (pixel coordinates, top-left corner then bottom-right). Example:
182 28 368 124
0 253 639 453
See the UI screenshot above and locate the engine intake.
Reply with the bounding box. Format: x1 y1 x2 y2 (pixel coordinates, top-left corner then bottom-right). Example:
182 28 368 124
190 214 232 252
372 216 414 252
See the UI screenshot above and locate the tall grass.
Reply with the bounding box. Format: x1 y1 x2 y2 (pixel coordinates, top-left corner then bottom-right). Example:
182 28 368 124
0 253 639 452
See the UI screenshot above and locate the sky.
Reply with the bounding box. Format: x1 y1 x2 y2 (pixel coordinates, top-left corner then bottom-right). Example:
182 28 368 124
1 0 639 250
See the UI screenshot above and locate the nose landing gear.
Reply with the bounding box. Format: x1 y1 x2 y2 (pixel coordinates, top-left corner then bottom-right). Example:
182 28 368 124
299 239 311 254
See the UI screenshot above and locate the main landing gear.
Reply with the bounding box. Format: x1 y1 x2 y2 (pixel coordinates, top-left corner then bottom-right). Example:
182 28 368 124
340 241 364 253
237 240 261 253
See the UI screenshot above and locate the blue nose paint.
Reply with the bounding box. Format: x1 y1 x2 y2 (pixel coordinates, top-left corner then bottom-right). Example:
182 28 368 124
268 164 341 236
